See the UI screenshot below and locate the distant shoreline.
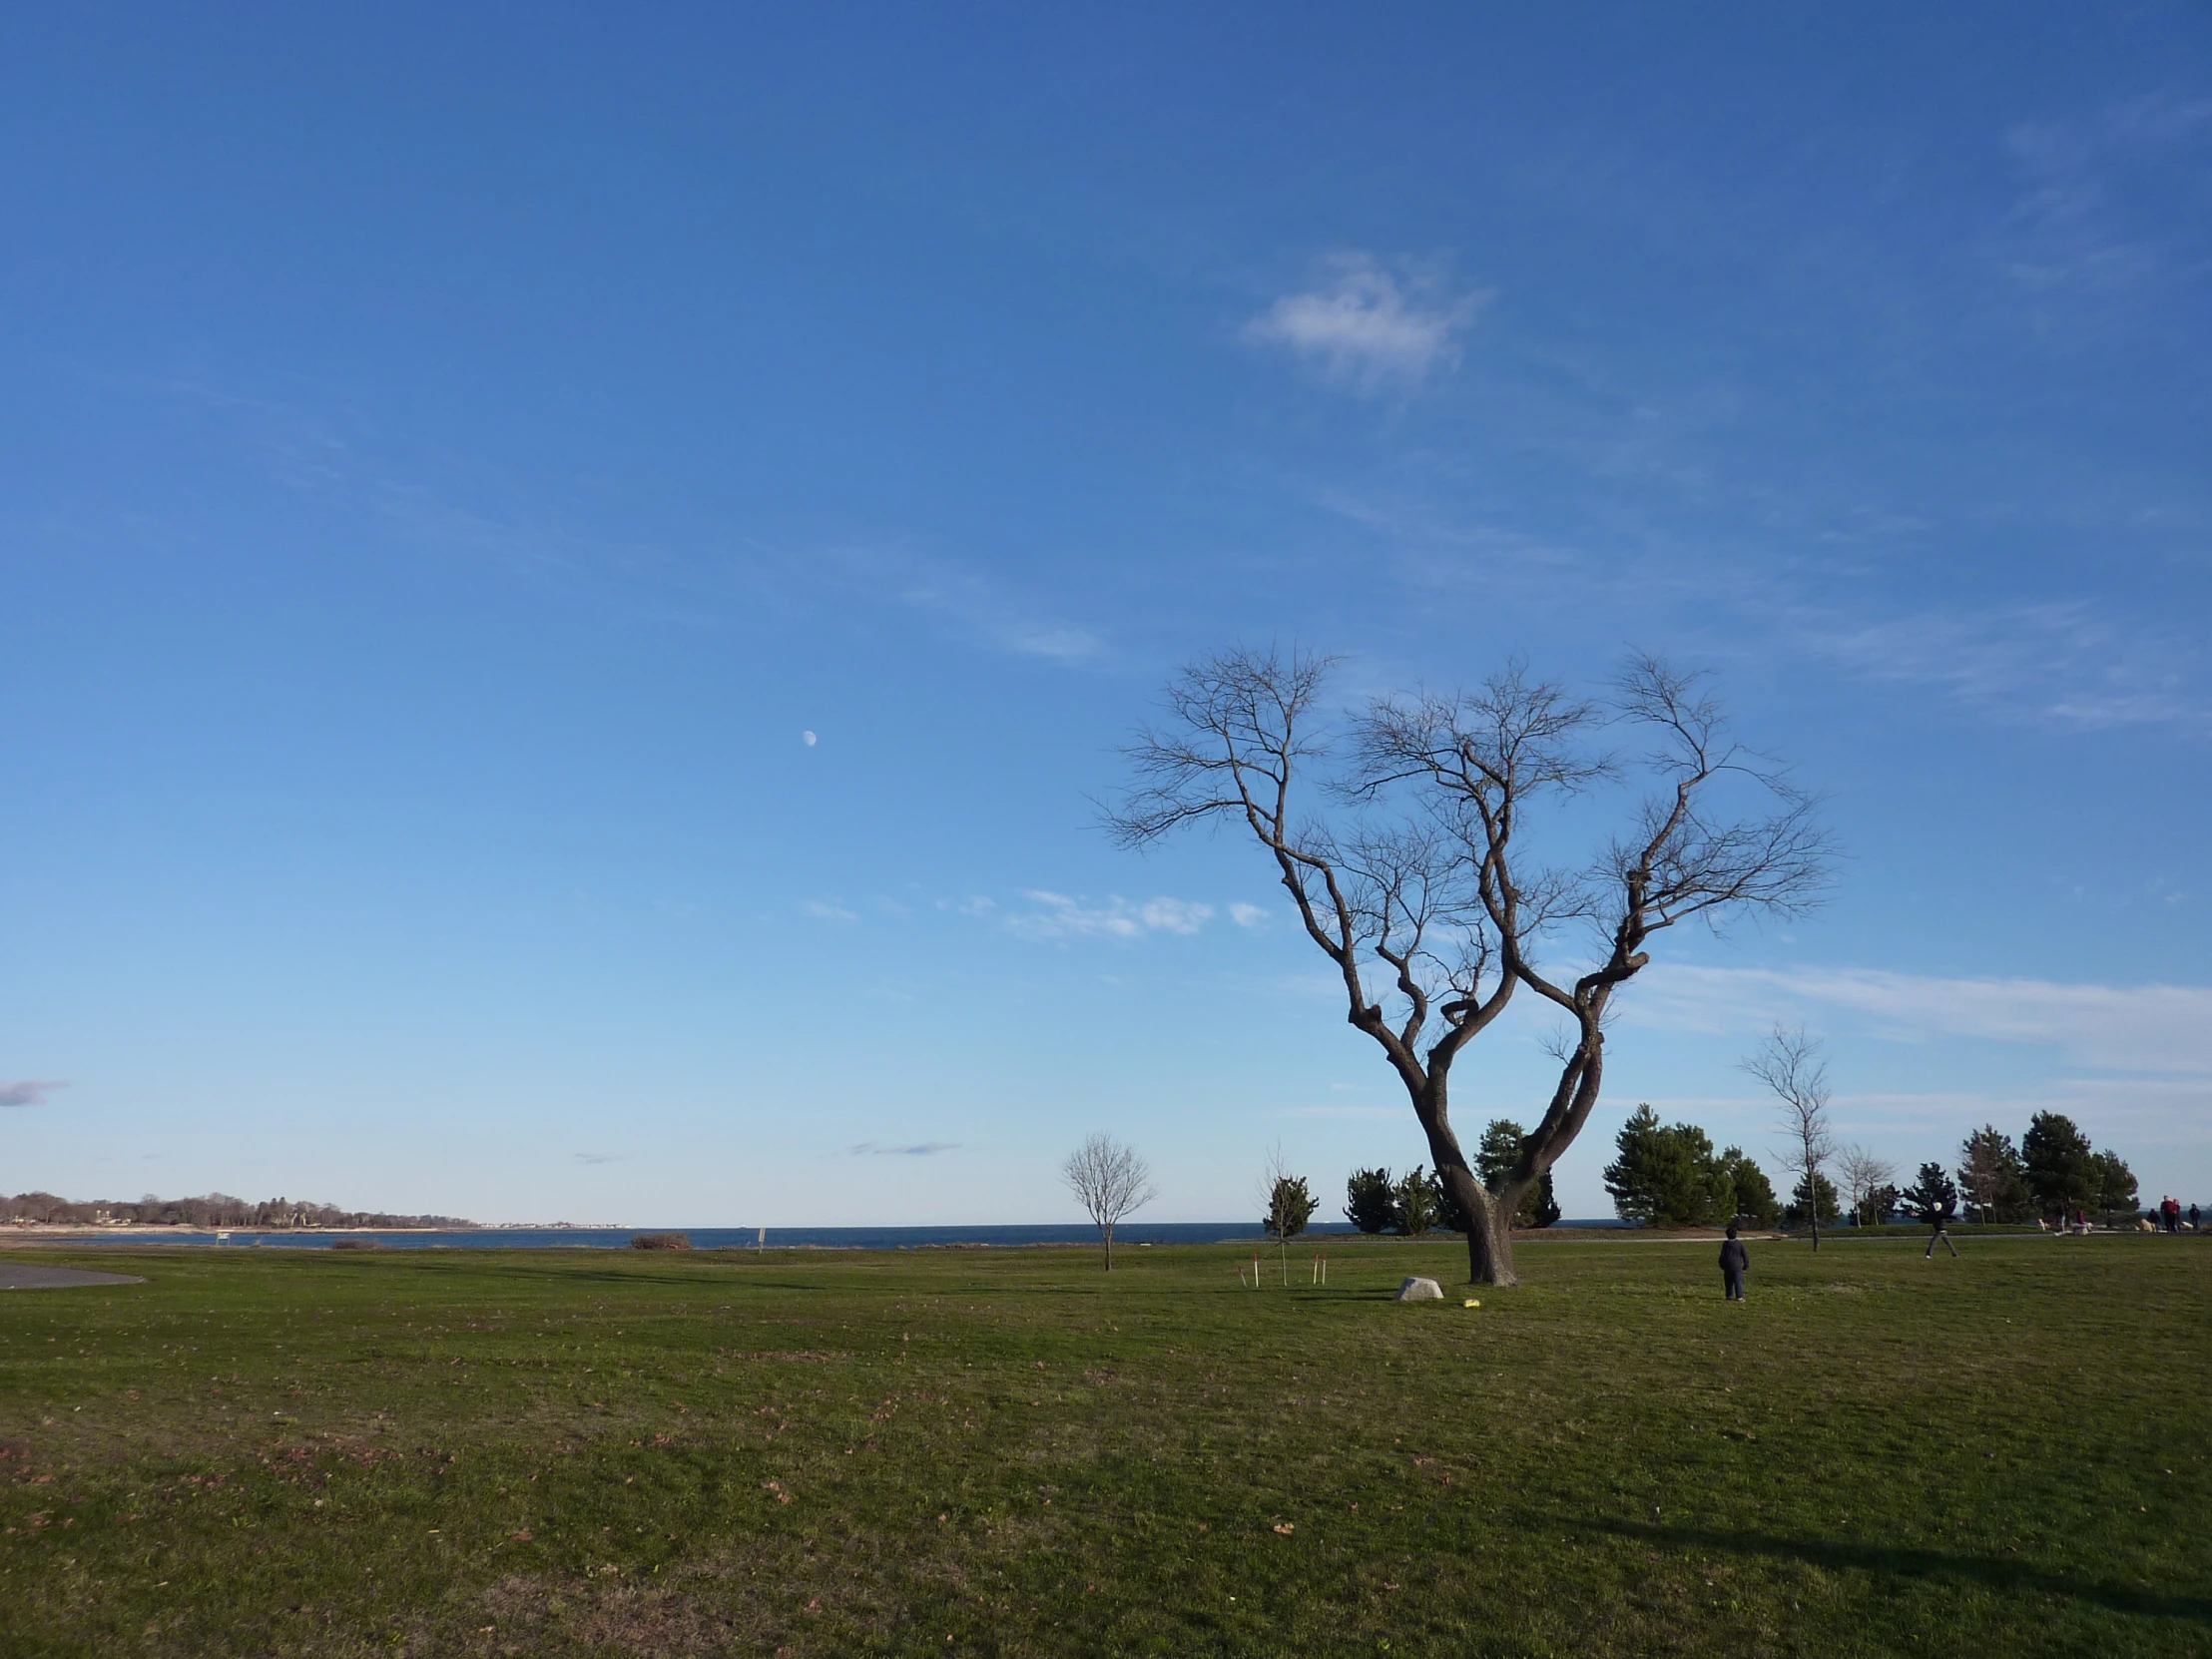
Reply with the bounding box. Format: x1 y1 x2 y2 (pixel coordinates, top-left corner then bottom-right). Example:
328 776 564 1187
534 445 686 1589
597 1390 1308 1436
1 1218 1634 1237
0 1218 1796 1254
3 1218 2083 1253
0 1224 479 1240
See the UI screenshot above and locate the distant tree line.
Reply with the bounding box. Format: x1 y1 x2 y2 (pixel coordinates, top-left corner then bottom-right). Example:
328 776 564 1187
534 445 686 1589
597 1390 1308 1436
1342 1119 1563 1236
0 1192 475 1229
1591 1106 2138 1230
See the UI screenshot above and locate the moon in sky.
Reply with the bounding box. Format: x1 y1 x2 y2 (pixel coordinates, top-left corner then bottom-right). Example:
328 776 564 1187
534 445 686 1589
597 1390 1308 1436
802 731 818 747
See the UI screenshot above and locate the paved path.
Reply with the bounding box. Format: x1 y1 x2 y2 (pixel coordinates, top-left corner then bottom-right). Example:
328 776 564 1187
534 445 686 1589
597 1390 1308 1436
0 1264 144 1289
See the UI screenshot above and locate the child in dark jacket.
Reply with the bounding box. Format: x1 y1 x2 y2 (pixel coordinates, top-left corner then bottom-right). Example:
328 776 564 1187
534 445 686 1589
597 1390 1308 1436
1720 1225 1750 1301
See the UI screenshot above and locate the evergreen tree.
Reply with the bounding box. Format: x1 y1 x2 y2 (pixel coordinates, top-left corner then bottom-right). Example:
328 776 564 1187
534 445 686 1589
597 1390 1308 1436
1718 1148 1780 1227
1475 1119 1562 1229
1263 1175 1319 1241
1603 1105 1671 1225
1393 1166 1442 1237
1476 1118 1520 1191
2022 1112 2094 1221
1899 1162 1957 1223
1604 1105 1734 1226
1526 1170 1562 1229
1344 1167 1396 1235
1784 1171 1842 1229
1865 1183 1901 1225
1663 1122 1738 1227
2088 1149 2137 1220
1956 1125 2032 1223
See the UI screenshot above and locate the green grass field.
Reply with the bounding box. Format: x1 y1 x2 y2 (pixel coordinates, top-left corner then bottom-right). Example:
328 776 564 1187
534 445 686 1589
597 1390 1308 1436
3 1234 2207 1657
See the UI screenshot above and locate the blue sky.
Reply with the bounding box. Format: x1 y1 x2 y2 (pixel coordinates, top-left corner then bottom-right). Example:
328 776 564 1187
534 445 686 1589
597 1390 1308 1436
4 4 2207 1224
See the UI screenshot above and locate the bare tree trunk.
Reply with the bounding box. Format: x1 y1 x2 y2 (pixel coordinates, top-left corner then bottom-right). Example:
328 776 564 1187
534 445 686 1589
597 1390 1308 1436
1468 1202 1517 1287
1805 1127 1821 1253
1104 1223 1114 1271
1440 1161 1517 1287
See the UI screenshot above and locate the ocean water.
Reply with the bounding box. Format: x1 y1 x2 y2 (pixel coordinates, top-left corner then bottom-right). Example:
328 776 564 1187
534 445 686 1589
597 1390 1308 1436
50 1219 1627 1251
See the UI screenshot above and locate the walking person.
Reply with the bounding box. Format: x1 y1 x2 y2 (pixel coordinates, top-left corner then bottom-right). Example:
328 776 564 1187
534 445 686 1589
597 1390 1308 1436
1926 1210 1958 1259
1721 1224 1750 1301
2193 1203 2201 1233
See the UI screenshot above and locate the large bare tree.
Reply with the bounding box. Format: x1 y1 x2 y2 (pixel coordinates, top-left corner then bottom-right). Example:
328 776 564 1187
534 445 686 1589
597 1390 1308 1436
1108 646 1832 1286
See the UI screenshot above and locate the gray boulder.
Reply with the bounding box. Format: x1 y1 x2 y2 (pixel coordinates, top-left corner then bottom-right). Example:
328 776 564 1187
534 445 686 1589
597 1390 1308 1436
1396 1276 1444 1301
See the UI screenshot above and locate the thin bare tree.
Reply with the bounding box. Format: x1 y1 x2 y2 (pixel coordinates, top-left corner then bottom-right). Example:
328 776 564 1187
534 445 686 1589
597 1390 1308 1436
1061 1133 1157 1271
1107 645 1833 1286
1836 1143 1896 1228
1257 1143 1318 1286
1744 1026 1837 1250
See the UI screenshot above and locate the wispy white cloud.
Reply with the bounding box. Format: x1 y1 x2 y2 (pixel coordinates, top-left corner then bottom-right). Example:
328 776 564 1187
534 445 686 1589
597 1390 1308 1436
1229 902 1270 928
846 1140 961 1157
574 1151 627 1165
1629 963 2212 1075
1999 92 2212 306
1796 601 2210 733
1007 891 1214 941
828 544 1104 665
1244 254 1488 393
0 1080 66 1109
146 376 591 583
141 378 1111 670
805 900 860 924
1289 1104 1402 1120
1319 492 1582 581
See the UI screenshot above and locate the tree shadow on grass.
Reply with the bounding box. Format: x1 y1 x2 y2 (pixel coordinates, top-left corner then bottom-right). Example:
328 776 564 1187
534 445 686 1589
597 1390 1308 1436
1564 1515 2212 1622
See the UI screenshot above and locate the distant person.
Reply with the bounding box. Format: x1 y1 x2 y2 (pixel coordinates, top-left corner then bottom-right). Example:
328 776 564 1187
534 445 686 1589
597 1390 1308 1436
1720 1224 1750 1302
1926 1211 1958 1259
2166 1196 2183 1234
2193 1204 2201 1233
